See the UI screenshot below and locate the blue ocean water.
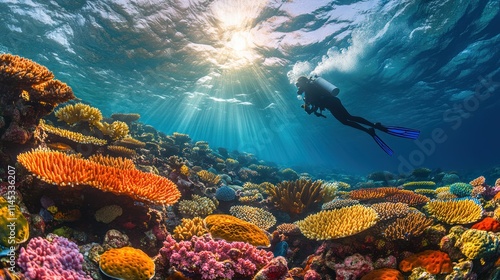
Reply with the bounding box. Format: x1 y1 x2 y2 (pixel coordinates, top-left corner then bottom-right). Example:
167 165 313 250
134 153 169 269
1 0 499 176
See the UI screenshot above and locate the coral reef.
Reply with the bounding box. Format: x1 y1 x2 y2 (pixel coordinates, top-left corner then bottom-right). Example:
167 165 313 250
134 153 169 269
399 250 453 275
449 182 474 197
159 234 273 279
455 228 499 260
204 214 271 247
99 246 155 280
39 120 107 145
382 212 434 241
55 103 103 127
370 202 410 221
296 205 378 240
173 217 208 240
0 197 29 250
361 268 404 280
229 205 276 230
177 195 217 217
424 198 483 224
17 235 91 279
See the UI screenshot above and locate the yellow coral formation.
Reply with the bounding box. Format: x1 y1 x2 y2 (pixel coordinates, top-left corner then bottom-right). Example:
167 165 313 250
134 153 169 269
95 205 123 224
0 197 29 247
204 214 270 247
268 179 324 214
107 145 137 157
456 229 500 260
385 190 430 206
276 223 301 235
370 202 410 221
196 170 221 186
229 205 276 230
97 121 129 140
28 79 74 105
88 154 136 170
0 54 54 85
173 217 208 240
178 195 218 218
111 113 141 123
296 205 378 240
99 247 155 280
322 181 339 202
425 199 483 224
414 189 437 196
55 103 103 126
383 212 434 241
402 181 436 190
180 164 190 177
39 120 107 145
114 137 146 149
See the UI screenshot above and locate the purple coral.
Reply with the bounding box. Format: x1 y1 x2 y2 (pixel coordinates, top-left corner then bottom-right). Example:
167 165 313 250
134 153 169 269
160 234 274 279
17 235 91 280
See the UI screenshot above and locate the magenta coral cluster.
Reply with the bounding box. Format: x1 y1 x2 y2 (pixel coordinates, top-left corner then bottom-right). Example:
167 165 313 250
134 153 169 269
160 234 274 279
17 235 91 280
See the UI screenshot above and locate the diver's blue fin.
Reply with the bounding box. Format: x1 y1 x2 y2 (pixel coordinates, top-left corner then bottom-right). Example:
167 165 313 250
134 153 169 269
372 134 394 156
377 124 420 140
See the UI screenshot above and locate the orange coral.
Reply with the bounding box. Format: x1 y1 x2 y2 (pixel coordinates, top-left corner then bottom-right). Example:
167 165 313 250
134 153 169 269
27 79 74 105
107 145 137 157
88 154 136 170
268 179 324 214
399 250 452 274
204 214 270 247
471 217 500 232
383 212 434 241
17 149 181 205
469 176 486 187
361 268 404 280
99 247 155 280
0 54 54 86
349 187 400 201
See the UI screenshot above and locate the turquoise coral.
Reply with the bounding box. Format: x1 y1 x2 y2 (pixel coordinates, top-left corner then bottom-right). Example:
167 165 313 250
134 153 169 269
450 182 473 197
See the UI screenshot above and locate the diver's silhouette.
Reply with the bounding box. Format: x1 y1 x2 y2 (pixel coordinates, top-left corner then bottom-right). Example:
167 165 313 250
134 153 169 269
295 76 420 155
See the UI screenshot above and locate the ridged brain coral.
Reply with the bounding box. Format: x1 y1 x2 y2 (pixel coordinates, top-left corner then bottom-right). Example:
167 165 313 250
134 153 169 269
399 250 452 274
424 198 483 224
17 149 181 205
296 205 378 240
99 247 155 280
229 205 276 230
204 214 270 247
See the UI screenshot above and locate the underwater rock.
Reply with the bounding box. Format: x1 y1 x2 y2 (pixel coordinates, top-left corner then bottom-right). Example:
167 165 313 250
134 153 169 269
103 229 131 250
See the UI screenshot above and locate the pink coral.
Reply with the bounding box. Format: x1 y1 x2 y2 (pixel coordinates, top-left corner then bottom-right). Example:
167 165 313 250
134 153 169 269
160 234 274 279
253 256 289 280
304 269 322 280
333 253 373 280
17 235 91 280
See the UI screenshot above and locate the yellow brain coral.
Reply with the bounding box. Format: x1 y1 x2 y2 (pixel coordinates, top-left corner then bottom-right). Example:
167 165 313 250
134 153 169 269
17 149 181 205
204 214 270 247
296 205 379 240
229 205 276 230
99 247 155 280
55 103 103 126
425 199 483 224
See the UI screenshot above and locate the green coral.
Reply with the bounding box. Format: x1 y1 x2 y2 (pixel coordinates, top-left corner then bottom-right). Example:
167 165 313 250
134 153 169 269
456 229 499 260
0 197 29 248
449 182 473 197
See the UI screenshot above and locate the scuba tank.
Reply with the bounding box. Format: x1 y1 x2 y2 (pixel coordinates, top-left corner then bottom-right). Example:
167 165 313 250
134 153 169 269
311 76 340 97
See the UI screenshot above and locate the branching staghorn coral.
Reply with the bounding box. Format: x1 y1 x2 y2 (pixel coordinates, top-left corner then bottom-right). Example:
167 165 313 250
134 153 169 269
268 179 324 214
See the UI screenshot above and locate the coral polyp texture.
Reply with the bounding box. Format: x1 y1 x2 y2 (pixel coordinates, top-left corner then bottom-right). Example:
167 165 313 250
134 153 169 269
173 217 208 240
39 120 107 145
456 228 500 260
99 247 155 280
204 214 271 247
383 212 434 241
268 179 324 214
296 205 378 240
55 102 103 126
424 198 483 224
178 194 217 217
17 235 92 280
399 250 453 275
17 149 181 205
159 234 273 280
349 187 400 200
229 205 276 230
370 202 409 221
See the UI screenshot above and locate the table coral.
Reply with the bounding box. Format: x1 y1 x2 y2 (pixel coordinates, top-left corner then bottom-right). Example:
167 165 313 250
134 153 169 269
402 181 436 190
99 247 155 280
17 149 181 205
17 235 92 280
204 214 271 247
456 229 500 260
424 198 483 224
385 190 430 206
159 234 273 280
39 120 107 145
229 205 276 230
399 250 452 275
296 205 378 240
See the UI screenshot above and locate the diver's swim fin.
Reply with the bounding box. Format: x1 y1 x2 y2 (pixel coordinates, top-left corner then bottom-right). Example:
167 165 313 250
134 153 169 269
372 134 394 156
375 123 420 140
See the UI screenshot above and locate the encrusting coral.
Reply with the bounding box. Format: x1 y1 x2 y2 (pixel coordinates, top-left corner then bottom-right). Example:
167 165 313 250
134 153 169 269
99 247 155 280
399 250 453 275
204 214 271 247
17 149 181 205
229 205 276 230
268 179 324 214
296 205 378 240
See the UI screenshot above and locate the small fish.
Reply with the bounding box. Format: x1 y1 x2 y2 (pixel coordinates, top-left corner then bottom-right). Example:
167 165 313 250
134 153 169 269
46 142 74 152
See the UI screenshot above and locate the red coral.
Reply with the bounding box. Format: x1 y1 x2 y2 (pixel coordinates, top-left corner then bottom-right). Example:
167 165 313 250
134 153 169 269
399 250 452 275
471 217 500 232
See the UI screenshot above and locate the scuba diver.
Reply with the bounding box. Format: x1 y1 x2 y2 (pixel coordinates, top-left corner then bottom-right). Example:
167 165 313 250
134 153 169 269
295 76 420 155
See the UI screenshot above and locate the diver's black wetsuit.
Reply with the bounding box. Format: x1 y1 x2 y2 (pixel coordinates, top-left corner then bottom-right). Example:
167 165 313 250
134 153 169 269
297 78 376 136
